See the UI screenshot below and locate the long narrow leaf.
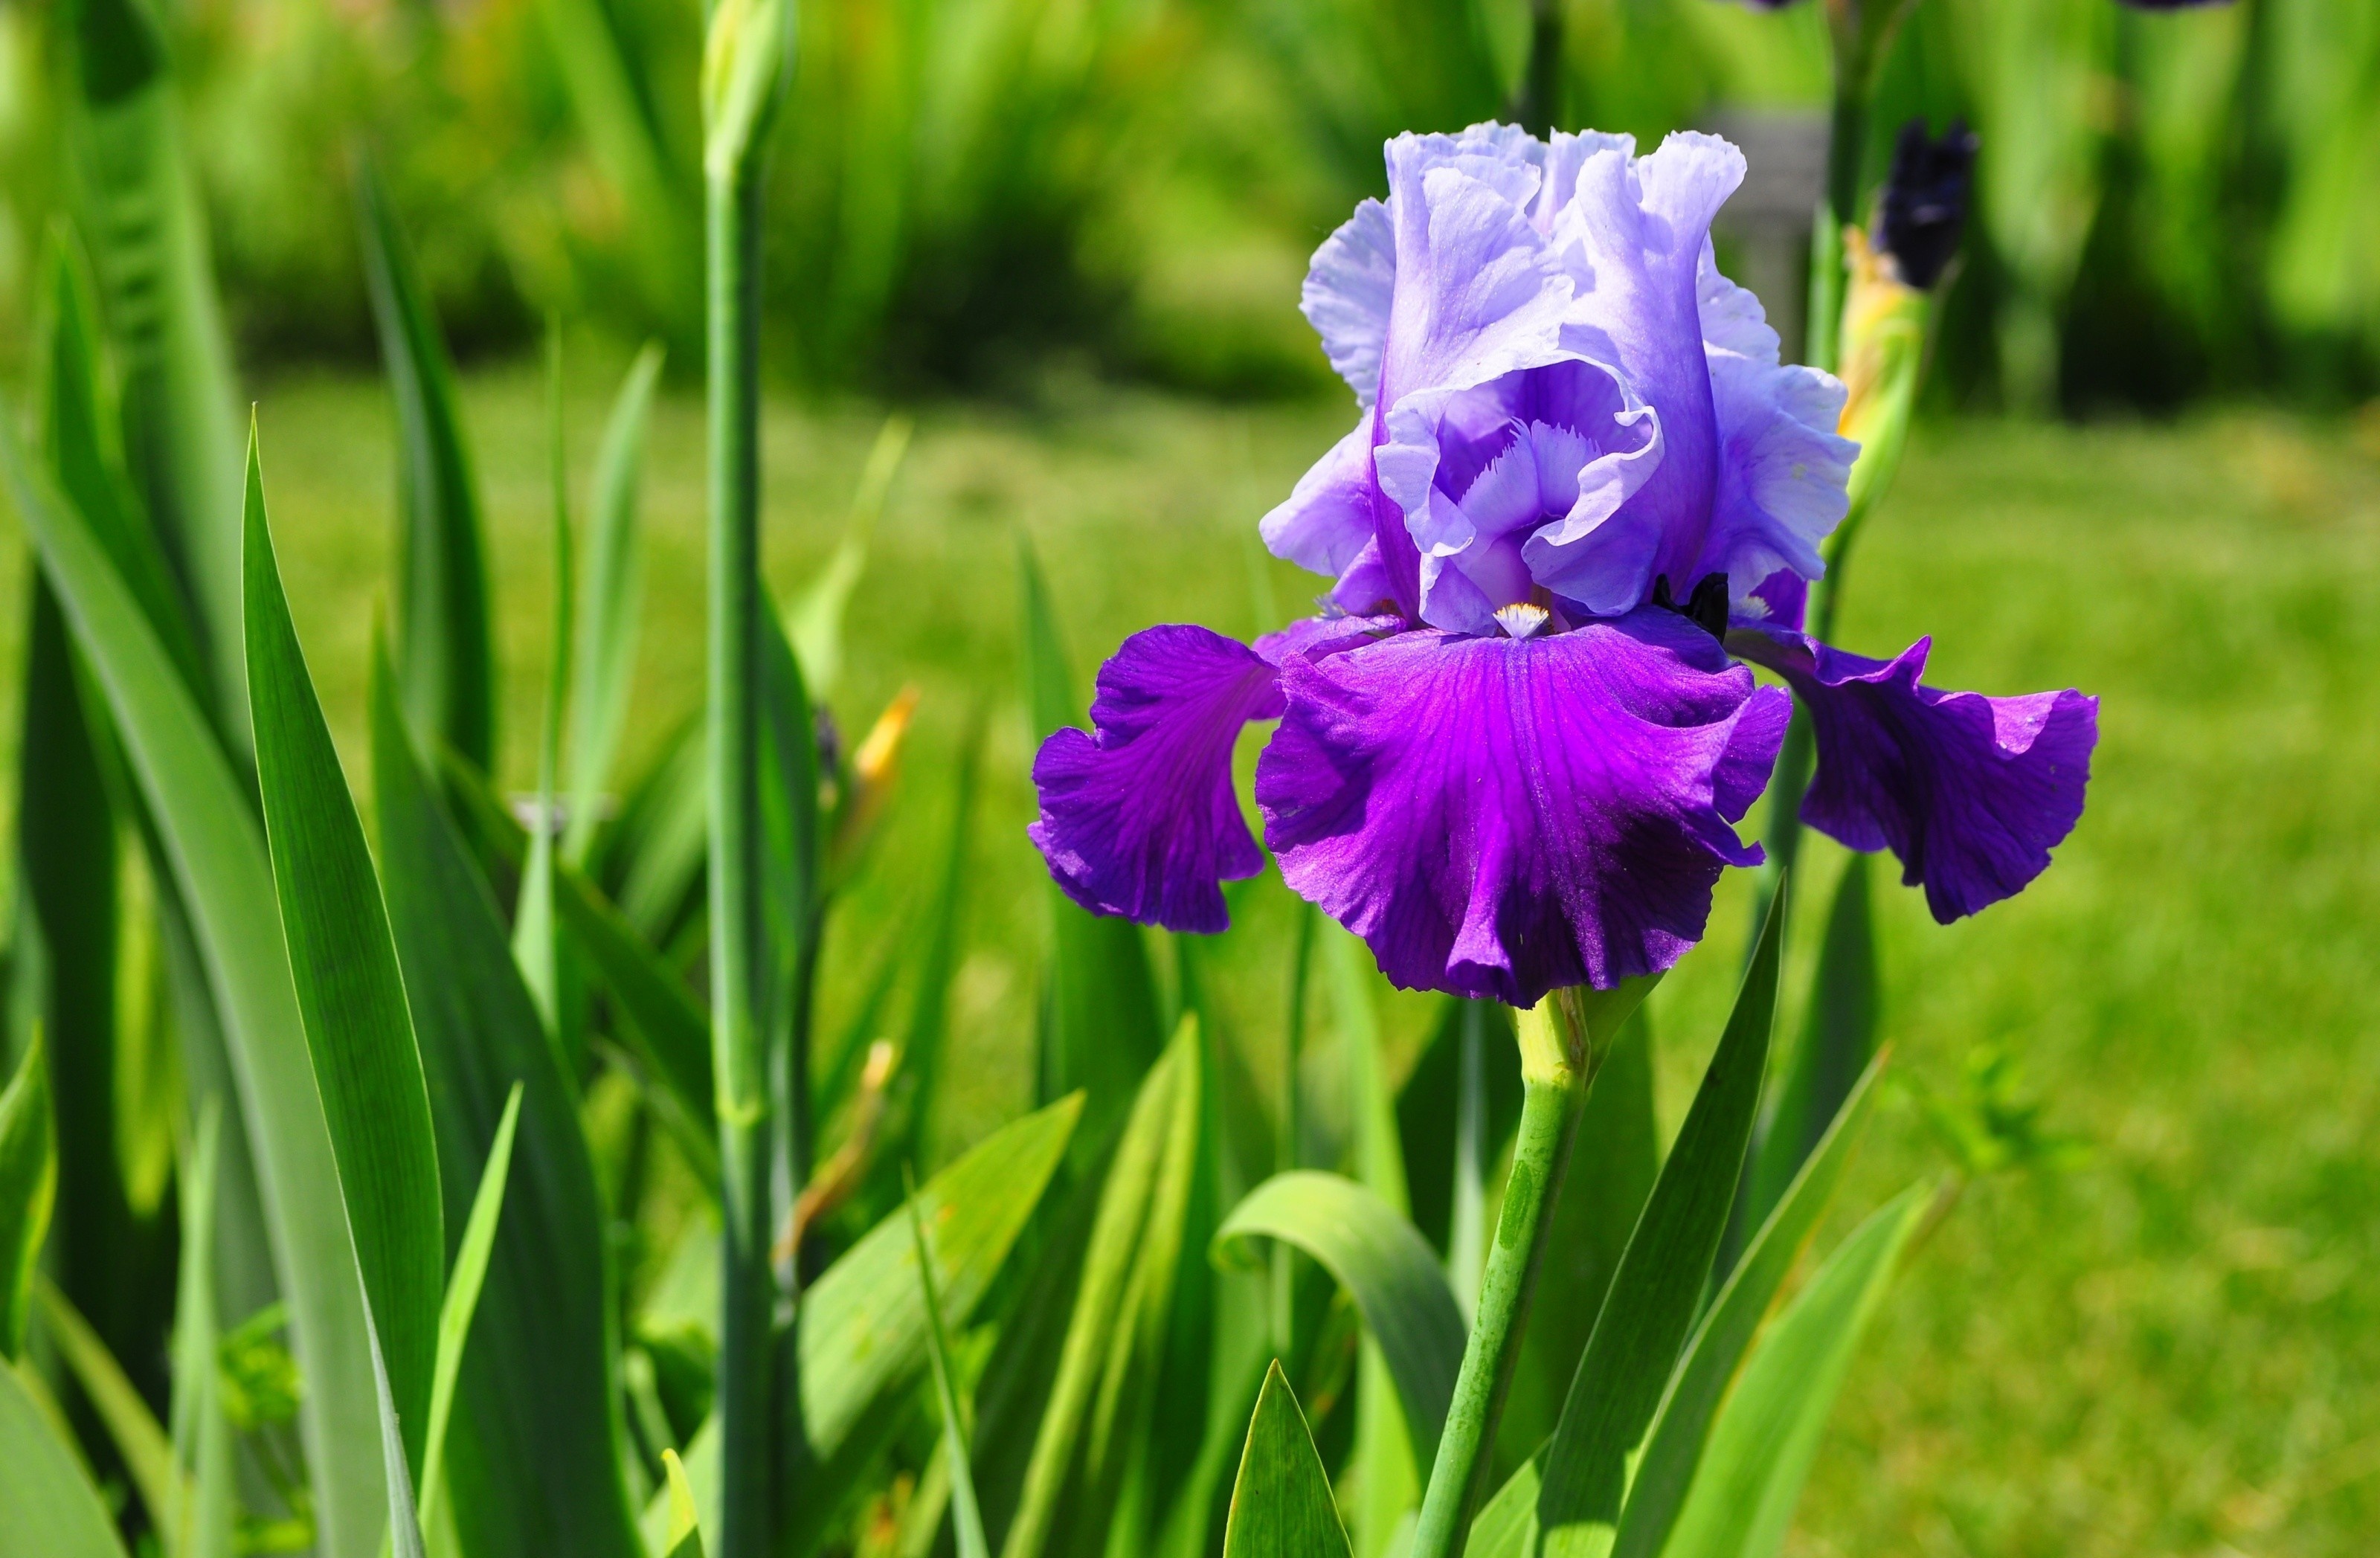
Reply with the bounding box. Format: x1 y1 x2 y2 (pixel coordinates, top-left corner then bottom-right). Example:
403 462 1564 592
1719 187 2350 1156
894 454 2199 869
356 153 496 772
64 0 247 741
363 1303 429 1558
1658 1184 1929 1558
0 1040 54 1359
372 647 646 1558
1608 1054 1894 1558
0 1360 129 1558
515 332 576 1034
787 413 910 700
33 1278 178 1531
245 436 445 1477
908 1169 991 1558
1743 854 1876 1242
1215 1171 1464 1480
168 1099 234 1558
4 397 387 1558
646 1093 1083 1549
1536 884 1789 1558
417 1082 524 1537
1220 1362 1352 1558
565 341 666 862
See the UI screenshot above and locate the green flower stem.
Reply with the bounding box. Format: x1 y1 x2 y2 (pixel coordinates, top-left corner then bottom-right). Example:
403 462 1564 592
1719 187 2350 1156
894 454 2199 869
707 159 775 1558
1410 985 1630 1558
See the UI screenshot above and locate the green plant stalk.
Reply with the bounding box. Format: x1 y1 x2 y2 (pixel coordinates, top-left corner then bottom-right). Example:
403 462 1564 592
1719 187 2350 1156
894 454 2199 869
1408 991 1600 1558
708 159 776 1558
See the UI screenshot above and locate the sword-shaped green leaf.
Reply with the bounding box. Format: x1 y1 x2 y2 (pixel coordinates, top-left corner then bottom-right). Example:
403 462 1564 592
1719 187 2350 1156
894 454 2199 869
4 396 386 1558
245 437 445 1479
373 646 646 1558
1657 1183 1928 1558
416 1082 522 1537
1536 884 1786 1558
565 341 666 863
1220 1362 1351 1558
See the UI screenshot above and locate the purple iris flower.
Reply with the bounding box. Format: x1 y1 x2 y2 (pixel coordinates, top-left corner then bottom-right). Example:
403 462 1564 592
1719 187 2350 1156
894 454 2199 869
1030 126 2097 1006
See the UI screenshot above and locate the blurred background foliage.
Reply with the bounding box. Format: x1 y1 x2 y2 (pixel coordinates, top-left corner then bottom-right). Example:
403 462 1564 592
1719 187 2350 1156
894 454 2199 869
2 0 2377 408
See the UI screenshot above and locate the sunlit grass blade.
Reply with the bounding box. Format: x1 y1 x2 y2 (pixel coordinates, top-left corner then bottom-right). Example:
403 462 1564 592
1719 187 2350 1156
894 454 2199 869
787 413 911 699
371 648 646 1558
1658 1184 1929 1558
33 1278 179 1533
516 329 576 1035
356 151 497 772
1607 1053 1893 1558
886 712 982 1172
1741 853 1877 1254
565 340 666 863
604 718 708 944
999 1024 1197 1558
245 433 445 1477
0 1039 54 1361
0 1360 129 1557
644 1093 1082 1549
1220 1362 1352 1558
1214 1171 1465 1479
1016 532 1162 1152
167 1098 234 1558
3 396 387 1558
62 0 246 744
908 1165 991 1558
416 1081 522 1535
1535 883 1787 1558
362 1298 429 1558
663 1449 707 1558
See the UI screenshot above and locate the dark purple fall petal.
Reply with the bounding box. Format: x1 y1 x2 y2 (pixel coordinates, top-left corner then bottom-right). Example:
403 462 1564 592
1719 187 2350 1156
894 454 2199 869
1258 611 1789 1004
1029 625 1285 934
1729 628 2099 922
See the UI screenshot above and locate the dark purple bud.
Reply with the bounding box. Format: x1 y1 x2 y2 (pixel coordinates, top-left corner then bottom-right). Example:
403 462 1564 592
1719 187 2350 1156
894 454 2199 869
1877 118 1978 291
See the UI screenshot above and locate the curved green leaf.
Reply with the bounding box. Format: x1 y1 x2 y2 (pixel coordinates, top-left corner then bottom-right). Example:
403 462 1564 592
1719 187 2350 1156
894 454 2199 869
373 646 646 1558
33 1278 176 1534
0 1360 128 1558
245 442 445 1477
909 1171 991 1558
1659 1184 1928 1558
786 413 909 701
1215 1170 1465 1478
1743 854 1876 1242
356 153 496 772
3 395 386 1558
0 1039 54 1359
1220 1362 1351 1558
1536 882 1788 1558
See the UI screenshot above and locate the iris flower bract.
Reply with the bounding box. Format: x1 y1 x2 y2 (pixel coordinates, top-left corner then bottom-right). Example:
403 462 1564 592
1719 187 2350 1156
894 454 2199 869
1030 126 2097 1007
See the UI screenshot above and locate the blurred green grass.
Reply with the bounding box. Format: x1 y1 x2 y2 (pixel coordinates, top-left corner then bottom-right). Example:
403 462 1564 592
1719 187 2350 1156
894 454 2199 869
10 367 2377 1554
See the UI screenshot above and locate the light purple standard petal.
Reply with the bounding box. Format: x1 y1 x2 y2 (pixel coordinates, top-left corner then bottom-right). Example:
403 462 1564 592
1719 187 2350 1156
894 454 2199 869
1730 628 2098 922
1030 625 1284 934
1258 610 1789 1004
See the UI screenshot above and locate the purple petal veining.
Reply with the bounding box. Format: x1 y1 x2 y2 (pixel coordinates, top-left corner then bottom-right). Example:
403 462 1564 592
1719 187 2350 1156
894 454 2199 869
1730 628 2099 921
1258 610 1788 1004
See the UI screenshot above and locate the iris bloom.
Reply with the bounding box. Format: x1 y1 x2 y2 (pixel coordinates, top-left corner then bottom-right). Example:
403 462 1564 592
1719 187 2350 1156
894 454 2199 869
1030 126 2097 1006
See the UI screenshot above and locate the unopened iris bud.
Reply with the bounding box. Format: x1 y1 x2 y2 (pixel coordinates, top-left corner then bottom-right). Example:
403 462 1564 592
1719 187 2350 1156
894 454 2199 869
1876 118 1977 292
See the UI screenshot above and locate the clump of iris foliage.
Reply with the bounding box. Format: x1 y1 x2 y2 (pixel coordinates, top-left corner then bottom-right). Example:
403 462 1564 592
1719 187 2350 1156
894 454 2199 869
0 4 2206 1558
0 0 2376 405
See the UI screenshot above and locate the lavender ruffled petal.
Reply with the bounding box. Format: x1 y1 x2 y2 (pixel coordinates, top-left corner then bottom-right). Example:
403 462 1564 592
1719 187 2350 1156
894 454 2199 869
1731 629 2099 922
1257 610 1788 1003
1029 625 1286 934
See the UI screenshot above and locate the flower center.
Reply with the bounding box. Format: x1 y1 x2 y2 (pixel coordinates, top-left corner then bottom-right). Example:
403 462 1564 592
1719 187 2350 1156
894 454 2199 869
1650 571 1730 640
